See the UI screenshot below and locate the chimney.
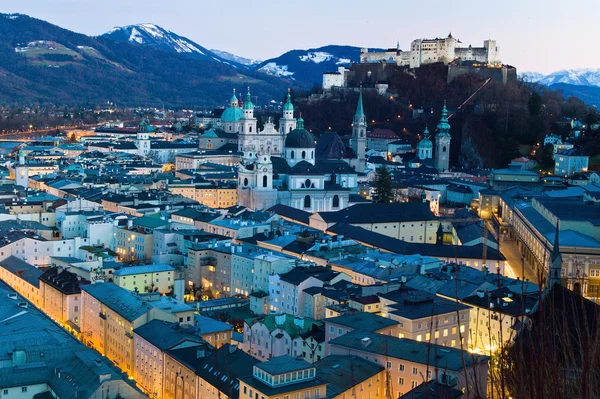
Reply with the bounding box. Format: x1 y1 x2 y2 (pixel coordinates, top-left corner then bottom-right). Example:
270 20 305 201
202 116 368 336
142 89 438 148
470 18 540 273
360 337 372 347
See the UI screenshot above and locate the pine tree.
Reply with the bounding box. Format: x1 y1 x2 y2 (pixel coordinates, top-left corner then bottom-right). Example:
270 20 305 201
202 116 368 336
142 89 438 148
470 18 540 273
373 166 393 203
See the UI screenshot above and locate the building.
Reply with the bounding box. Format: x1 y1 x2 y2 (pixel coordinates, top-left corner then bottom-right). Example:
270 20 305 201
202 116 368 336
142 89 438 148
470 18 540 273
435 104 452 172
0 256 43 307
490 163 541 190
168 179 238 209
237 91 359 212
194 314 233 348
360 34 500 69
239 356 327 399
0 280 147 399
112 264 176 294
322 66 349 90
325 312 399 343
164 344 258 399
81 282 195 377
328 330 489 398
379 288 470 348
243 313 324 362
39 266 90 333
133 319 207 398
554 148 589 177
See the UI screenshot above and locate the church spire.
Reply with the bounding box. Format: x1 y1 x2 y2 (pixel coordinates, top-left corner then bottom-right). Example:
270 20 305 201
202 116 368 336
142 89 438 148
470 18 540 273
436 101 451 136
548 221 562 287
243 86 253 110
283 88 294 112
355 88 365 118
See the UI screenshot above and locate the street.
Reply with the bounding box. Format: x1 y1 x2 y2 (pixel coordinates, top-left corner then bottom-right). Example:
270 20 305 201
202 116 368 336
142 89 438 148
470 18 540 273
499 234 542 285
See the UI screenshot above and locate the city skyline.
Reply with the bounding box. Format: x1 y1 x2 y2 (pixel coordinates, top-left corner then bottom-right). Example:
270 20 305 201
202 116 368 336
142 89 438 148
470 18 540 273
4 0 600 74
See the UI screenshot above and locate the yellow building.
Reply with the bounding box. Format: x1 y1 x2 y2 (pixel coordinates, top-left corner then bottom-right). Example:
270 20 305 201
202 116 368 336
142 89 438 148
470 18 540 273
0 256 43 308
115 217 168 263
169 180 238 209
112 264 176 294
39 266 90 333
81 282 194 377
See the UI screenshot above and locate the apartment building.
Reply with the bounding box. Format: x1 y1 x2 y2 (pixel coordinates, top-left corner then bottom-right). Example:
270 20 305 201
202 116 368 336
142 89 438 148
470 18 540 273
328 330 489 398
112 264 176 294
0 256 43 307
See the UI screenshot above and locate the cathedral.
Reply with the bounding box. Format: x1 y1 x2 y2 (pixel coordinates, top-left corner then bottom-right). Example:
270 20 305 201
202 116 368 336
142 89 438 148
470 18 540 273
237 89 360 212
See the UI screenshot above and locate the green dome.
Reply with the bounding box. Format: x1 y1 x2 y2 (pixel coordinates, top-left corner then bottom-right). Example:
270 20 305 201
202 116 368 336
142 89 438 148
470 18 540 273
221 107 243 123
417 138 433 149
243 88 253 110
283 90 294 112
285 118 315 148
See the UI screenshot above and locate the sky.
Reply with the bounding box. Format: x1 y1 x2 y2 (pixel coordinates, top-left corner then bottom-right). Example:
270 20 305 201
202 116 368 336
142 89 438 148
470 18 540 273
4 0 600 74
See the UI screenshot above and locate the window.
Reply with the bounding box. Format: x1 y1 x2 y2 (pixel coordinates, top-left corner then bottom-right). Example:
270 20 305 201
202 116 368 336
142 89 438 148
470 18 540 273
399 364 405 372
22 387 28 393
263 175 268 188
291 150 295 159
3 390 7 395
386 361 392 369
305 179 311 188
443 329 448 337
416 335 422 342
398 377 404 386
244 178 249 187
304 195 311 209
329 326 334 334
302 150 306 159
412 381 418 388
332 195 340 208
412 367 418 375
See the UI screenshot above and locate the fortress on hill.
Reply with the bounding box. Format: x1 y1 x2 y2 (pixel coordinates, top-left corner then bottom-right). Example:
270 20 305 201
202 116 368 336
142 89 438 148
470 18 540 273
359 33 500 68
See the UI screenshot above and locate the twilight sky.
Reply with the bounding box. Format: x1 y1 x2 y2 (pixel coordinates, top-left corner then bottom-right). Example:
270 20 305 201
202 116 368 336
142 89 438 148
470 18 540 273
4 0 599 74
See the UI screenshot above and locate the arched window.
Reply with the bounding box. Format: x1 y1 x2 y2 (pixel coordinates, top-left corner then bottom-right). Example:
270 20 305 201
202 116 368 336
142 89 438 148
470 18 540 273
291 150 295 159
305 179 311 188
229 126 232 132
304 195 311 209
249 126 253 133
243 178 249 186
302 151 306 159
263 175 268 188
289 126 292 133
442 146 447 152
332 195 340 208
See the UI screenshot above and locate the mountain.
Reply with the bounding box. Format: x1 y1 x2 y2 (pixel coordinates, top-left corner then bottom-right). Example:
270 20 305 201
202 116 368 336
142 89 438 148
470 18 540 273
254 45 382 86
210 49 261 66
521 68 600 87
100 23 237 65
0 14 290 106
549 83 600 108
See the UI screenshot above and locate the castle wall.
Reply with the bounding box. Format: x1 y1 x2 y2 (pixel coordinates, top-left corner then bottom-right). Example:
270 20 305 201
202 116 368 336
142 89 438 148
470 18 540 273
447 64 517 84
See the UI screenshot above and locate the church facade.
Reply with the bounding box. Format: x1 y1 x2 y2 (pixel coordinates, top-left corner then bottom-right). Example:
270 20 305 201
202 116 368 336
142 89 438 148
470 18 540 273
237 90 359 212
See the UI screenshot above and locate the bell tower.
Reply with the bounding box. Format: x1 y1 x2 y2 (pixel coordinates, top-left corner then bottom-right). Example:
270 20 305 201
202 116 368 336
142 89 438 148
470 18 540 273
351 89 367 172
280 89 297 139
435 102 451 172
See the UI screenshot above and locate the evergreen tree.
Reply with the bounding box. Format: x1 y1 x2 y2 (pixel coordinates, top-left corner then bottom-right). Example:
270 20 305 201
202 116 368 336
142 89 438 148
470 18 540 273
373 166 393 203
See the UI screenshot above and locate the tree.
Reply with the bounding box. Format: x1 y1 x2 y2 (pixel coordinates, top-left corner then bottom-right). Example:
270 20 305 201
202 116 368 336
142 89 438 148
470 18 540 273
372 166 393 203
527 92 543 116
540 143 555 167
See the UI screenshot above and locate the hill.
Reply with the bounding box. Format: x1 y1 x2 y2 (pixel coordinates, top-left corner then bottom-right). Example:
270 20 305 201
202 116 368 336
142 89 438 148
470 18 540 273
254 45 383 86
550 83 600 108
0 13 290 107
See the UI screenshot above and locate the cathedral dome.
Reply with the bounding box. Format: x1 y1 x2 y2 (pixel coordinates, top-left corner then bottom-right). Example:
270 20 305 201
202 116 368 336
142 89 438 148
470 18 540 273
285 118 315 148
221 106 243 123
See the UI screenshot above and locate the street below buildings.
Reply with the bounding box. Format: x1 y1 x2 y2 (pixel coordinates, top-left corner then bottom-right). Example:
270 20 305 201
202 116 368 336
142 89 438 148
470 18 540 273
499 234 541 285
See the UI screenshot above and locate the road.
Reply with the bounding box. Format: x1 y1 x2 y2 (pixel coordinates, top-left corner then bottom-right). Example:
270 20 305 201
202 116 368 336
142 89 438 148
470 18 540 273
499 234 541 284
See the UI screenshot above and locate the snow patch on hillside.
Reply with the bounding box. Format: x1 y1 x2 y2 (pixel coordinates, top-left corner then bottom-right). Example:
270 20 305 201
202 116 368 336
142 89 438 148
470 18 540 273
258 62 294 77
129 28 143 44
299 51 333 63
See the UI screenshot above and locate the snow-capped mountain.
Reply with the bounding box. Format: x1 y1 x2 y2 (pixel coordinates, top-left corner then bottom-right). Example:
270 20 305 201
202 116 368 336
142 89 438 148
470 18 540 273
253 45 382 86
101 23 231 64
210 49 261 66
521 69 600 87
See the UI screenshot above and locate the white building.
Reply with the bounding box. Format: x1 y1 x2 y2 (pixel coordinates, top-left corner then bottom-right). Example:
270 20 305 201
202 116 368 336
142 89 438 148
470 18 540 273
554 149 589 177
322 66 348 90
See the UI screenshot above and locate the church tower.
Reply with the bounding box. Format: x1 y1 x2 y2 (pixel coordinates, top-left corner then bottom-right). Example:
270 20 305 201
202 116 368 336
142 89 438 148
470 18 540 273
15 148 29 188
351 89 367 172
136 120 151 157
434 102 451 172
548 222 562 287
280 89 297 138
238 87 258 153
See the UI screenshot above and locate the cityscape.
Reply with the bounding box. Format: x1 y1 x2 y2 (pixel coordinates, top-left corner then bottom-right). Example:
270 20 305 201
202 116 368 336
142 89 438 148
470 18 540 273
0 3 599 399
